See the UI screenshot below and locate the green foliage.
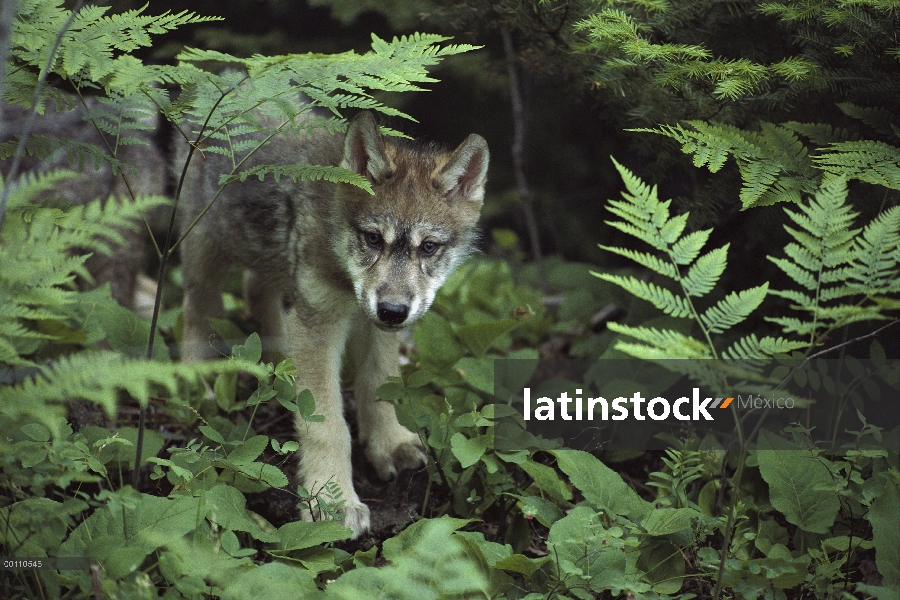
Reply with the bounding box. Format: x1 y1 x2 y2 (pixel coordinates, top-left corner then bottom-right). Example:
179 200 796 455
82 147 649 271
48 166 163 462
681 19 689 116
632 121 821 209
2 1 501 597
594 159 777 361
766 177 900 343
4 0 899 598
573 8 819 101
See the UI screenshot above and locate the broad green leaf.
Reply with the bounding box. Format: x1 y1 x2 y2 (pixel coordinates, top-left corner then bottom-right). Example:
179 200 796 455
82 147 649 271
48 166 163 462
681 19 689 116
868 479 900 588
757 430 839 534
274 520 352 551
413 312 466 369
521 458 572 502
454 318 520 357
552 449 651 518
231 332 262 364
21 423 51 442
203 484 277 543
642 507 698 535
450 432 487 468
227 435 268 465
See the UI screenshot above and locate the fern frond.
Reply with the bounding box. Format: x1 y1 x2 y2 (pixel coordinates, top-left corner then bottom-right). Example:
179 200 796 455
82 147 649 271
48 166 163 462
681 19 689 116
681 245 729 297
847 205 900 294
223 164 372 195
814 140 900 189
722 334 808 360
606 323 712 359
13 1 221 85
783 122 856 145
738 159 782 207
595 274 693 318
767 176 899 342
0 135 123 174
597 246 679 278
669 229 712 265
632 120 821 208
0 351 266 433
631 121 760 172
700 284 769 334
837 102 899 137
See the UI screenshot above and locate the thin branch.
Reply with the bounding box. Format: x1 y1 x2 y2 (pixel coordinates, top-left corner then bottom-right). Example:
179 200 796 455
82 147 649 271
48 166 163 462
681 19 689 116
502 26 545 285
132 77 242 488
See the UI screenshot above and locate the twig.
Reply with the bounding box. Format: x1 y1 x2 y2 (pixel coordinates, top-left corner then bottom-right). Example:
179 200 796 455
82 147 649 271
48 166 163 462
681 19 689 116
132 78 241 488
501 26 545 286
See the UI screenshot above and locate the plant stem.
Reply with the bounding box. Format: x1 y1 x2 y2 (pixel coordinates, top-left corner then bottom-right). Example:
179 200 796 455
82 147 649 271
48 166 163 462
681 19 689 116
502 26 545 286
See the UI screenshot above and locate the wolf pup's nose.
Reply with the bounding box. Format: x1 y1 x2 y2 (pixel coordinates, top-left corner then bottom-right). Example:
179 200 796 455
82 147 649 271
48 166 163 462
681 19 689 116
377 302 409 325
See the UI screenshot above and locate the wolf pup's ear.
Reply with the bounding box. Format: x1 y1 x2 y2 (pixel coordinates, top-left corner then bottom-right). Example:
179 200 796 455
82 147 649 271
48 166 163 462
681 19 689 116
433 134 489 204
341 111 394 183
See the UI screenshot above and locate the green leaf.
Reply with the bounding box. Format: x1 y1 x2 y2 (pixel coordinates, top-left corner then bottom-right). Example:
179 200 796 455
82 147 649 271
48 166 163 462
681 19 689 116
214 371 238 411
382 516 471 562
231 332 262 364
642 507 698 535
203 485 278 543
454 318 520 358
756 430 840 534
552 449 651 519
274 520 352 551
594 273 693 318
700 283 769 334
450 432 487 468
227 435 268 465
516 495 565 528
21 423 51 442
681 244 729 297
670 229 712 265
868 479 900 589
413 312 466 370
199 425 226 445
521 459 572 502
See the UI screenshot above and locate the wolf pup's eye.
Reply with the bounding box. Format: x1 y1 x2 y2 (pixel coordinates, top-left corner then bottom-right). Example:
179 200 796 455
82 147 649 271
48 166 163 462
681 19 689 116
420 241 439 256
364 232 383 248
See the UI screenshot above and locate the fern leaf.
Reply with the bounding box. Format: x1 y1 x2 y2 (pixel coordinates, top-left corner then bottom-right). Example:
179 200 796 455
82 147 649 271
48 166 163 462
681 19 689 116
681 244 729 297
783 121 856 145
1 351 266 432
848 205 900 294
767 256 817 290
606 158 687 252
768 288 815 306
814 140 900 190
224 164 373 195
606 323 712 359
765 316 814 337
670 229 712 265
594 274 693 318
597 246 679 278
722 334 808 360
738 159 781 208
700 283 769 334
837 102 899 137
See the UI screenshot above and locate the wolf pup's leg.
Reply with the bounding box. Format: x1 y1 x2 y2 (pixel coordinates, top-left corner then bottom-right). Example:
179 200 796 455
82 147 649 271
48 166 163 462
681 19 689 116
284 305 371 537
181 236 231 362
349 314 426 481
244 269 286 356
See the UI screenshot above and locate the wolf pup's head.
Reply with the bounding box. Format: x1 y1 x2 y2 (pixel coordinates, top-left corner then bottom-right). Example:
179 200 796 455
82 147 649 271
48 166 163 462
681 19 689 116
335 111 489 330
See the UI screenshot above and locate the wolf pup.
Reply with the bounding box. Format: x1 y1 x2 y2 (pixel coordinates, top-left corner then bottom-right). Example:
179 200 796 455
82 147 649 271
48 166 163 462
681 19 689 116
178 111 488 537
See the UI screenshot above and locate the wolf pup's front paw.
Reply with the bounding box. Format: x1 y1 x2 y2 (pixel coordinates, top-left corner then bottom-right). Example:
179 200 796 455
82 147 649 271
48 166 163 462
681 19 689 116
300 495 371 540
366 425 427 481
